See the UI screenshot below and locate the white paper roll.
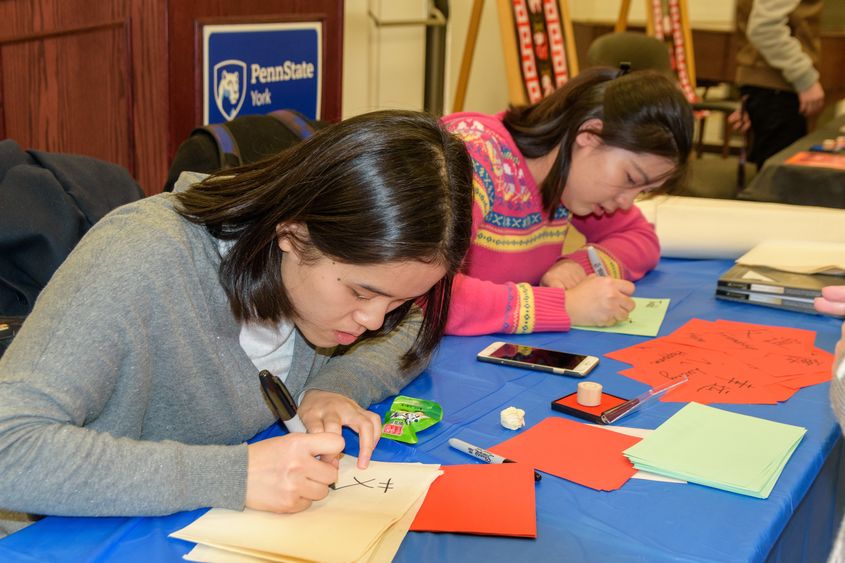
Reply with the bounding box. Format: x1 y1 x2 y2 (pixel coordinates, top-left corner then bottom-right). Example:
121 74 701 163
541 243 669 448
635 196 845 259
577 381 603 407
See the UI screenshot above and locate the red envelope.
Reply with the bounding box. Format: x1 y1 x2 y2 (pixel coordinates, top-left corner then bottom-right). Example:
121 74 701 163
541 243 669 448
490 417 641 491
410 463 536 537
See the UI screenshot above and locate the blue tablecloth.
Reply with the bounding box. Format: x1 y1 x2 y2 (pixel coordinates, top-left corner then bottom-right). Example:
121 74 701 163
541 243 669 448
1 258 843 562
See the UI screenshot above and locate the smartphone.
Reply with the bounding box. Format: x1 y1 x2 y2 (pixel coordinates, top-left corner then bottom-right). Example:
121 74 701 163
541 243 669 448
477 341 599 378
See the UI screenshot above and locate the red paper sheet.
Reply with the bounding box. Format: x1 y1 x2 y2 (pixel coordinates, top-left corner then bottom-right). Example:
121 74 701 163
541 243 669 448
785 151 845 170
409 463 536 537
607 318 832 405
490 417 641 491
712 320 816 354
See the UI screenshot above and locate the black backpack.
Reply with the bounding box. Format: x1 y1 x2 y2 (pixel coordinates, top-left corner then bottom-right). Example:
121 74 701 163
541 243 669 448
164 109 325 191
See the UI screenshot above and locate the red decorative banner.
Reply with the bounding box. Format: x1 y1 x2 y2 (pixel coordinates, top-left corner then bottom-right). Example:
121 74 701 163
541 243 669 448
650 0 697 104
511 0 570 104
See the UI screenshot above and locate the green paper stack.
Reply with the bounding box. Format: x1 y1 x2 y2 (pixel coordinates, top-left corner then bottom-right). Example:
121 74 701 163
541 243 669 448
623 402 806 499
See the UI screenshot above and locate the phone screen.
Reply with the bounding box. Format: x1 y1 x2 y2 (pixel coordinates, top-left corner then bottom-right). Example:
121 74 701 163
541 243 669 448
487 343 586 370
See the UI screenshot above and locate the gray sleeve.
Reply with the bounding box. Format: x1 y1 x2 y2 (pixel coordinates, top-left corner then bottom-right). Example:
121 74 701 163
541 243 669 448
0 208 248 518
0 418 248 518
303 307 427 407
747 0 819 92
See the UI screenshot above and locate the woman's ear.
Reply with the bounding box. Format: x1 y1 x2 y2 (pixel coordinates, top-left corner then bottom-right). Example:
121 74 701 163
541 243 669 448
575 118 604 148
276 222 308 253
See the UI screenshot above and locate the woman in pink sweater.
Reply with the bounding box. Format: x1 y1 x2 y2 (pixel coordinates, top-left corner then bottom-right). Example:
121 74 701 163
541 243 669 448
443 68 693 335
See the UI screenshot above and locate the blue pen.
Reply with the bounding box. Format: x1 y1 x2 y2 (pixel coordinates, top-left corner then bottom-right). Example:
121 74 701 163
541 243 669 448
587 245 609 277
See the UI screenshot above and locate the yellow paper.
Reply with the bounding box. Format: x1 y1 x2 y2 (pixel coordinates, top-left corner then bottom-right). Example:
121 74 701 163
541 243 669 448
182 492 427 563
172 457 441 563
736 240 845 275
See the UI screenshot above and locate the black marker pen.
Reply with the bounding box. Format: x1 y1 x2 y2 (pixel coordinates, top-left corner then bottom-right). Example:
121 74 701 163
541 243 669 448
448 437 541 481
258 370 307 433
258 370 337 489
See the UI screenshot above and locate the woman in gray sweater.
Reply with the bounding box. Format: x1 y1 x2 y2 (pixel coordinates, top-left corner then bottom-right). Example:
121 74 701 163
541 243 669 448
0 110 472 535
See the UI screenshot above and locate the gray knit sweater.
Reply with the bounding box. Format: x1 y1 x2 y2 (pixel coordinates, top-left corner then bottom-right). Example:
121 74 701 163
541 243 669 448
0 194 425 535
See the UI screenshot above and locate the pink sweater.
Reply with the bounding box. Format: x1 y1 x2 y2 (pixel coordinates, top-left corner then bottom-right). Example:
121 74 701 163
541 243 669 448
443 112 660 336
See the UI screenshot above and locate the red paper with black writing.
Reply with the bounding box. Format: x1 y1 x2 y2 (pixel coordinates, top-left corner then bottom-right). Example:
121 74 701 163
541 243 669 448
490 417 641 491
410 463 536 537
606 319 832 405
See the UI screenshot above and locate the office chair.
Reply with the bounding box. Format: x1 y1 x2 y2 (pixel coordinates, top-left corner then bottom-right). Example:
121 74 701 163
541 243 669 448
587 31 673 76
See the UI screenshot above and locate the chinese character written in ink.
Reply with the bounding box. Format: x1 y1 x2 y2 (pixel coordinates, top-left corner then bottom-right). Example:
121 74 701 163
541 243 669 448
677 367 705 379
655 351 683 364
727 377 752 389
659 370 692 381
766 336 799 349
698 382 729 395
784 355 819 367
688 332 706 343
333 477 376 490
721 333 755 350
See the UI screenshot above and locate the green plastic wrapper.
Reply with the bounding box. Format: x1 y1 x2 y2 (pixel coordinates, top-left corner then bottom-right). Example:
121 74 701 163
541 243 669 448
381 395 443 444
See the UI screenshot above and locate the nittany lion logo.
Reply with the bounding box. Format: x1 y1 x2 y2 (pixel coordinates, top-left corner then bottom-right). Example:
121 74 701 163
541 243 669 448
213 59 247 120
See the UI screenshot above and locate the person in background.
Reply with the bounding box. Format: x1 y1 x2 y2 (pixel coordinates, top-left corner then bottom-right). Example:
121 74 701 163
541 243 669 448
814 285 845 563
0 110 472 536
731 0 825 169
441 67 693 336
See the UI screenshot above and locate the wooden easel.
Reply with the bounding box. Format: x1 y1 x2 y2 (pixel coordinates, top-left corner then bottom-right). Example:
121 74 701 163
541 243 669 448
452 0 578 112
615 0 697 104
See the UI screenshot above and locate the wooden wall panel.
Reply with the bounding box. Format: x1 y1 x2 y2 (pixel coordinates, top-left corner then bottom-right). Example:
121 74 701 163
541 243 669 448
127 0 168 194
0 0 144 186
0 0 123 35
0 0 343 195
0 24 132 172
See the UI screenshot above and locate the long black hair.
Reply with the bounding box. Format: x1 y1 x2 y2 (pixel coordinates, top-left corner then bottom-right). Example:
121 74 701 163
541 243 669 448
175 110 473 368
503 67 694 213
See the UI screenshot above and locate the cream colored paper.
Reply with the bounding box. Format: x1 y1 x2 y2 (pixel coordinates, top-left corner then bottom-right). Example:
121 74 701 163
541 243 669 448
735 240 845 275
172 456 441 563
182 491 428 563
635 196 845 259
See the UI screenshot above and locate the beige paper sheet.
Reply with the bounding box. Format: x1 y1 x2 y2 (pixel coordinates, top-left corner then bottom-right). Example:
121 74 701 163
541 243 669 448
635 196 845 259
171 457 441 563
182 492 427 563
735 240 845 274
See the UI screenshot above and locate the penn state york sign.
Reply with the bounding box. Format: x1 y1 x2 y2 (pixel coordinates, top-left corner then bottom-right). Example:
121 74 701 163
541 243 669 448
202 22 322 124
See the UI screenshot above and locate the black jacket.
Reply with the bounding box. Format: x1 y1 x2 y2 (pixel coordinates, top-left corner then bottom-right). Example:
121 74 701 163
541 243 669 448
0 139 143 316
